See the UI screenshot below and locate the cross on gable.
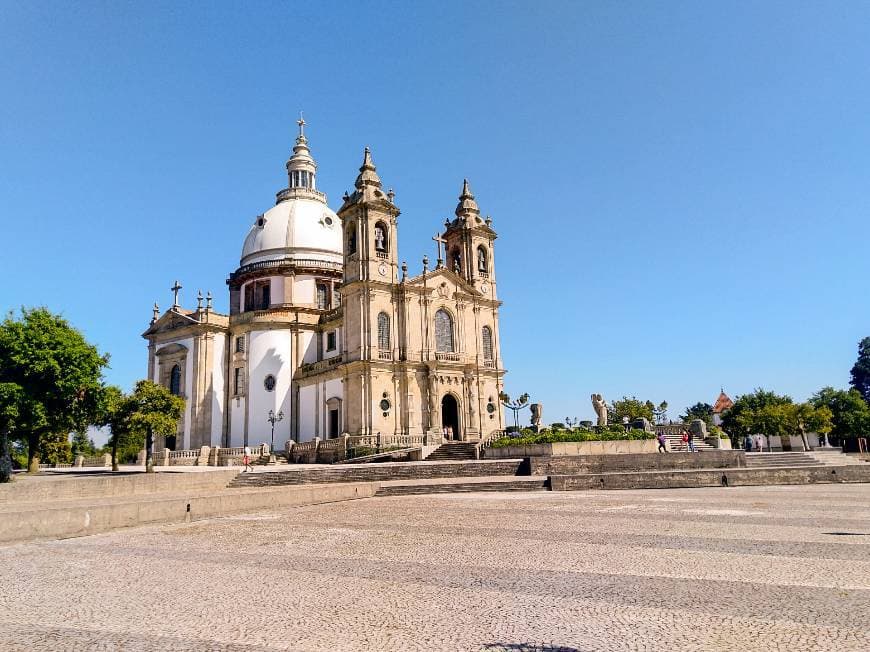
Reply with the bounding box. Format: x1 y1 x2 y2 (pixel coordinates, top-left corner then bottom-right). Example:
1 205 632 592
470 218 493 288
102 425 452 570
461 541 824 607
171 280 182 308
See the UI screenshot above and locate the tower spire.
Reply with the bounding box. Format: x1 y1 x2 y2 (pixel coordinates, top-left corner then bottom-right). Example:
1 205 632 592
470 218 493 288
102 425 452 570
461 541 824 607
284 111 317 192
354 147 382 189
455 178 480 217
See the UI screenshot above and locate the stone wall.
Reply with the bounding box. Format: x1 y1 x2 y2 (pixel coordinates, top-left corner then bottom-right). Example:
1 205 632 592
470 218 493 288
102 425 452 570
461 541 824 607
530 451 745 476
485 439 658 459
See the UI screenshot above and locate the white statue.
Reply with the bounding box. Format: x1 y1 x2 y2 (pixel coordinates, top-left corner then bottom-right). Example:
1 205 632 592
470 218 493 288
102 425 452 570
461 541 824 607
591 393 608 427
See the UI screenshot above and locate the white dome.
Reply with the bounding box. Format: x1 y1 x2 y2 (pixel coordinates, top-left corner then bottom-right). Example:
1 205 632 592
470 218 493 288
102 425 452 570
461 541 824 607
241 196 342 266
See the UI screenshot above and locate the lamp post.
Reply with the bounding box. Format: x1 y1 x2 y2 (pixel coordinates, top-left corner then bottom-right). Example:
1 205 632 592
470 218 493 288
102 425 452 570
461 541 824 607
499 392 530 431
267 409 284 457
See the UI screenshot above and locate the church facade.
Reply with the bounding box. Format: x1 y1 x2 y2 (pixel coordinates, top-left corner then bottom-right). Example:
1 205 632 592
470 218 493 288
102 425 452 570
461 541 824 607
142 122 507 451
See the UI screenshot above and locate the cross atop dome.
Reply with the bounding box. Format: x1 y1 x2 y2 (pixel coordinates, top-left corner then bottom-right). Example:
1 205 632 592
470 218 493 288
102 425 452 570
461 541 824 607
284 112 317 193
297 112 306 139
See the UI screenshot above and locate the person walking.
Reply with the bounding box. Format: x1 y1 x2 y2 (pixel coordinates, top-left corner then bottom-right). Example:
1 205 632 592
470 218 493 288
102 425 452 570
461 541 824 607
243 445 253 472
754 434 764 453
687 429 696 453
744 435 753 452
657 432 668 453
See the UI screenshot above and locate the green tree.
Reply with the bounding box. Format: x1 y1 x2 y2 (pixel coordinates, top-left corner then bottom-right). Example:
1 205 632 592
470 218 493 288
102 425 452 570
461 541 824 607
0 383 24 482
0 308 108 472
38 431 73 466
610 397 655 424
681 402 714 427
654 401 669 424
126 381 184 473
810 387 870 440
70 429 97 458
96 385 128 471
850 337 870 405
720 389 792 439
793 403 833 451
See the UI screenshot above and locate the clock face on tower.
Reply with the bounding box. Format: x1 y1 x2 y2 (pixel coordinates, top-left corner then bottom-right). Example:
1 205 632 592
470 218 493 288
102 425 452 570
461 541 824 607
378 263 387 277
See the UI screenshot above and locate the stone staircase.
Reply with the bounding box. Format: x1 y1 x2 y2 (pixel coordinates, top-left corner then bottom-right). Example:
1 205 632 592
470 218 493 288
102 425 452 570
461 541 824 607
745 452 822 468
376 476 550 496
228 459 525 488
807 449 869 466
661 433 716 452
424 442 479 461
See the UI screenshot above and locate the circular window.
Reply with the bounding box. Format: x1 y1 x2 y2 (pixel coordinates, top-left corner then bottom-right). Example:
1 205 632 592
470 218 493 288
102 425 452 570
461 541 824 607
379 398 391 412
486 402 496 414
324 216 334 226
264 375 276 392
257 216 266 228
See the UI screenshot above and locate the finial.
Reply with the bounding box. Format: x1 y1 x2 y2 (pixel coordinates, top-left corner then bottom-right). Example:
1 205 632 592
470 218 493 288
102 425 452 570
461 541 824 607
343 191 350 201
151 302 159 324
297 111 305 137
422 255 429 273
485 215 493 226
170 280 182 309
444 217 451 228
197 290 203 311
455 178 480 217
206 291 213 310
401 260 408 281
387 188 395 203
354 146 382 189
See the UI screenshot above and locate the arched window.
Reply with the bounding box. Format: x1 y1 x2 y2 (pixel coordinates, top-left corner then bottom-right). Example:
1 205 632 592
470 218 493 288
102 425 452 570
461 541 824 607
477 246 488 273
377 312 390 350
169 364 181 396
347 224 357 255
450 248 462 275
374 222 388 252
482 326 494 361
435 309 455 353
316 283 328 310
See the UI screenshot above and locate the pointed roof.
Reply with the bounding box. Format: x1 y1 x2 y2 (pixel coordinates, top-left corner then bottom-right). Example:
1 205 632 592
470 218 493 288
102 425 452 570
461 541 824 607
455 178 480 217
712 389 734 414
354 147 382 189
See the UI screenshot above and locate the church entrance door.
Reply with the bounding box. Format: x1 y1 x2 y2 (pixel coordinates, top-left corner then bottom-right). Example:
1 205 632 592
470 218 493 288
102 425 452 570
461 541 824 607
441 394 460 441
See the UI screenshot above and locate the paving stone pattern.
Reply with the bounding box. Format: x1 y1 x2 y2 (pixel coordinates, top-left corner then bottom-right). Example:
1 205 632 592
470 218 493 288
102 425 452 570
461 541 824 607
2 484 870 651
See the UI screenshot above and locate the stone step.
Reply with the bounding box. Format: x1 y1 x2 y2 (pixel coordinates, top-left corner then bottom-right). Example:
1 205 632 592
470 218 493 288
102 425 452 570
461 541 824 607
376 477 550 496
424 443 479 461
228 459 526 488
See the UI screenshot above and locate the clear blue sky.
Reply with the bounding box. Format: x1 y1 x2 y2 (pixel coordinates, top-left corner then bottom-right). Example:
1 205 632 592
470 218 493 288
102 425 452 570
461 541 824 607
2 1 869 425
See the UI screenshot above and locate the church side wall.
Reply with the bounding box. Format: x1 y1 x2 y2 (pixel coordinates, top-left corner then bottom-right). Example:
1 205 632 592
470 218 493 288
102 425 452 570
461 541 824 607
298 384 316 441
247 330 293 449
210 333 226 446
229 398 246 447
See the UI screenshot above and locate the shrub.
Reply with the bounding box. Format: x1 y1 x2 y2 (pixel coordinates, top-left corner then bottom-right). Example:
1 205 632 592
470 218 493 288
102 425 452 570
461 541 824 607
490 427 654 448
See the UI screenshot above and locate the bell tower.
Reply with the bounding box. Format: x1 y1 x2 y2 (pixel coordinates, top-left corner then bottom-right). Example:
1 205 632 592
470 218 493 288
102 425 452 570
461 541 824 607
337 148 400 285
442 179 498 299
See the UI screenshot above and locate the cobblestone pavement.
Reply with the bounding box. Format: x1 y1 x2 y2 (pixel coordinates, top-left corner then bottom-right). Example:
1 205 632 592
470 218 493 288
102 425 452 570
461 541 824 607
2 484 870 651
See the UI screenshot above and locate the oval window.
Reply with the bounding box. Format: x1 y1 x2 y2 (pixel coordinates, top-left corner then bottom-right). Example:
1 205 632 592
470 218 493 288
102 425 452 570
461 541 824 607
264 375 276 392
379 398 391 412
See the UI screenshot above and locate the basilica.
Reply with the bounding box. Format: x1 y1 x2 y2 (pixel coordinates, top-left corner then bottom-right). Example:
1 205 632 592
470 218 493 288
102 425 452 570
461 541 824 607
142 121 507 451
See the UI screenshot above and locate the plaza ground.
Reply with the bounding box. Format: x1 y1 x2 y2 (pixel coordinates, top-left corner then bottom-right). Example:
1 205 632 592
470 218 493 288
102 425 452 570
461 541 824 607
1 485 869 651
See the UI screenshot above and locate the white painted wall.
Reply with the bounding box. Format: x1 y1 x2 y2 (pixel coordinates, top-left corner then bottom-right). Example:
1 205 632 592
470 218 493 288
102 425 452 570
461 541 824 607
270 275 284 306
294 276 315 307
298 384 317 442
301 331 317 364
247 329 293 450
210 334 226 446
229 397 246 448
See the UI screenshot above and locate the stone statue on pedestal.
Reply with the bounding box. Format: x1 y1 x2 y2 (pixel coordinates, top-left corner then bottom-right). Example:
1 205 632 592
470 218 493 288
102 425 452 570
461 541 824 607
530 403 543 429
591 394 608 427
